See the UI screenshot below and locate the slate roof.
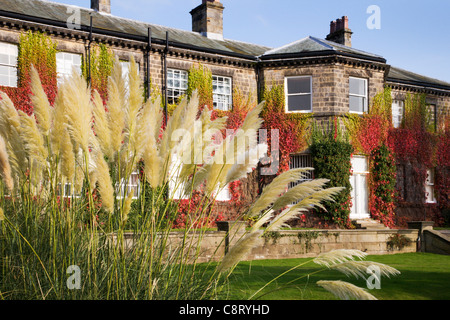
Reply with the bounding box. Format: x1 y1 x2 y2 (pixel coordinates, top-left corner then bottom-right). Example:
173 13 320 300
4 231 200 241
0 0 449 91
261 36 385 61
0 0 270 57
387 66 450 91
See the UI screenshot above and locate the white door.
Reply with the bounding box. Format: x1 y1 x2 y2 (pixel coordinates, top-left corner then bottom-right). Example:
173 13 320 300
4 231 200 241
350 156 370 219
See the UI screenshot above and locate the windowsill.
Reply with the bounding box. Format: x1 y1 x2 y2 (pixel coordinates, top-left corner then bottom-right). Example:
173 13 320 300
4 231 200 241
349 111 367 115
285 109 312 114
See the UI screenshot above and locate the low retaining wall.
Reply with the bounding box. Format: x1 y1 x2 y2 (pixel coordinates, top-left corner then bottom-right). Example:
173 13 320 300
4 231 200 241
423 230 450 255
241 229 418 261
119 223 419 263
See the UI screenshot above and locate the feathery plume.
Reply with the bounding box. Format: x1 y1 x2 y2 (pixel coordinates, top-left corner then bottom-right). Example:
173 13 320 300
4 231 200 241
18 110 48 168
313 249 368 268
224 143 268 185
142 96 163 188
50 88 67 153
204 102 264 195
317 280 377 300
106 62 126 155
60 129 75 181
331 261 401 280
62 69 93 154
218 230 263 273
246 168 312 217
270 177 329 211
92 90 113 158
94 150 115 213
123 56 144 170
0 93 26 180
0 135 13 192
122 188 134 227
29 65 51 135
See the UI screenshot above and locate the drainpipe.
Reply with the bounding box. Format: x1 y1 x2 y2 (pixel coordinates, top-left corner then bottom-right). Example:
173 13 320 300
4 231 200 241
87 14 93 87
146 27 152 101
163 31 169 127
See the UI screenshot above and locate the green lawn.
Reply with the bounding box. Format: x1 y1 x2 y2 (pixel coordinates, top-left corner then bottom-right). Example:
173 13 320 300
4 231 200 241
225 253 450 300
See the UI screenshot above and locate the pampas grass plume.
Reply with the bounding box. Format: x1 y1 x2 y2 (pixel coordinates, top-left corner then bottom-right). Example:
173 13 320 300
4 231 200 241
317 280 377 300
0 135 13 192
29 65 51 135
94 151 115 213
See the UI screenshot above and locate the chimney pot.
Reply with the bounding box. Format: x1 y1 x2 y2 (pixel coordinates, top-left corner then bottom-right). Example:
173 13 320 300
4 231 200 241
330 20 336 34
191 0 224 40
326 16 353 47
91 0 111 14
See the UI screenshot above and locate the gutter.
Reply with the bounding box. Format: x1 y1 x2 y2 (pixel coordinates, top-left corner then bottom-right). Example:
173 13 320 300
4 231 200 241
0 9 259 62
386 78 450 93
259 49 387 64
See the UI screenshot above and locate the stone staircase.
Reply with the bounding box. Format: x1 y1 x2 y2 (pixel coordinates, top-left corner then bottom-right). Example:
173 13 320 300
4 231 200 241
352 218 390 230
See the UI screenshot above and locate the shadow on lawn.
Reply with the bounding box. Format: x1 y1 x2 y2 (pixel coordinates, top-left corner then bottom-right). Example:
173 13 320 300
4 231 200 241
225 253 450 300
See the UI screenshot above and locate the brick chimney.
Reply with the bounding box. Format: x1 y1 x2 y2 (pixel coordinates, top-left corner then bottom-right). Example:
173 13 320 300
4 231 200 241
190 0 224 40
91 0 111 14
326 16 353 47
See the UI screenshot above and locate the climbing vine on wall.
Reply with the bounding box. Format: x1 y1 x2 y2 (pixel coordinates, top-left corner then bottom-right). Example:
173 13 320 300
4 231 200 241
310 118 353 228
260 84 311 175
369 145 397 228
186 63 213 114
0 31 57 114
82 43 114 102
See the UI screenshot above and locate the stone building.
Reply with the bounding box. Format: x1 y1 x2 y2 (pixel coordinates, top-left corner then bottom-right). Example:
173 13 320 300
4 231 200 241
0 0 449 226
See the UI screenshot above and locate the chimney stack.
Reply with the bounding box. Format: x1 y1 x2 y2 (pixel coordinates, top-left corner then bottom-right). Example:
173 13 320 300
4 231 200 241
91 0 111 14
190 0 224 40
326 16 353 47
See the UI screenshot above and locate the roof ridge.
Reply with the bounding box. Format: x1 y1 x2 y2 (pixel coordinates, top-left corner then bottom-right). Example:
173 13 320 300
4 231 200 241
308 36 335 50
261 36 311 56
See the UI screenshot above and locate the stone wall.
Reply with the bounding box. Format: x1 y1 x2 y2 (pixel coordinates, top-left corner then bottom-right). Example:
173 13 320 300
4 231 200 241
120 223 419 264
262 62 386 117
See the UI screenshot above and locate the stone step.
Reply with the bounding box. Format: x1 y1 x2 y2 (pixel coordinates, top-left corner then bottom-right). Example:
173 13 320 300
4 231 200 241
352 219 390 230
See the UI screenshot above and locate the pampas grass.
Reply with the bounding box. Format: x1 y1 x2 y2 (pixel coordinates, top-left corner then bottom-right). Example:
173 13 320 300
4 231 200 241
0 135 13 192
317 280 377 300
313 249 368 268
0 55 401 302
29 65 51 136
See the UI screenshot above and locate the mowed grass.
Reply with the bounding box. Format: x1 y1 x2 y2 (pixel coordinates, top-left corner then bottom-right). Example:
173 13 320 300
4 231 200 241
224 253 450 300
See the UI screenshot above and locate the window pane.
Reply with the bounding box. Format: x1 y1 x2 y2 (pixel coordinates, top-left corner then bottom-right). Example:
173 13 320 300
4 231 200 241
287 94 311 112
349 96 365 113
287 77 311 94
213 75 232 111
349 77 366 95
392 100 404 128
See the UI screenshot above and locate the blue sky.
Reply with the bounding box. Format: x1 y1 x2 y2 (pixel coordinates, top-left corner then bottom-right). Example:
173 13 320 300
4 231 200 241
52 0 450 83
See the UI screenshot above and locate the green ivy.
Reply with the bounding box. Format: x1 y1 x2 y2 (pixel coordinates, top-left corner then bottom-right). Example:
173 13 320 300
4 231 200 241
82 43 114 101
310 118 353 227
186 63 213 111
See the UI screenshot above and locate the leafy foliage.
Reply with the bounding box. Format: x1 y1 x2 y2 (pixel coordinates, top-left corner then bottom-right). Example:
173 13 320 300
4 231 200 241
310 118 353 227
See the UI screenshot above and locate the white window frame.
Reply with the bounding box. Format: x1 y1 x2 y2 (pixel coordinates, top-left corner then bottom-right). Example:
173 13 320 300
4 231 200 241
289 154 313 189
0 42 18 88
392 99 404 128
425 168 436 204
426 104 437 131
116 172 141 200
213 75 233 111
349 155 370 219
349 77 368 114
56 52 82 85
167 68 188 104
285 76 313 113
